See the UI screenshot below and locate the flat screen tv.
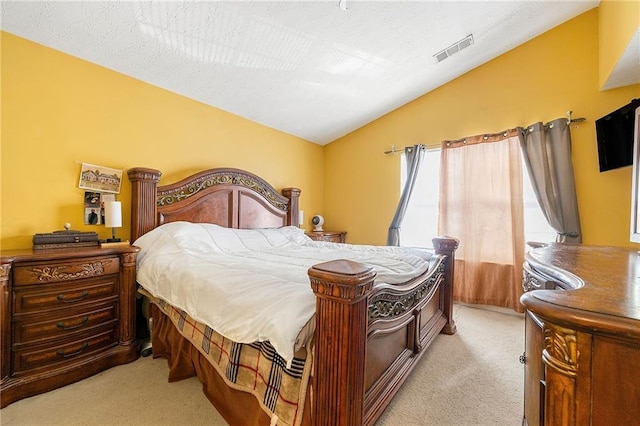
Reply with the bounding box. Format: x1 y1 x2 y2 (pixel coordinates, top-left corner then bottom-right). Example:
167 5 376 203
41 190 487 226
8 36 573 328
596 98 640 172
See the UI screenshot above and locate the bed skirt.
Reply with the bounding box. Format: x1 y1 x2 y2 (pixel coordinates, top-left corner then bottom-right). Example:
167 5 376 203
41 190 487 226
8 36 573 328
150 299 313 426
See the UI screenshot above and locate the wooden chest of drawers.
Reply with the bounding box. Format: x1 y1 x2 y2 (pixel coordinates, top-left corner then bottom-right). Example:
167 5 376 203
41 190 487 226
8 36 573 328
521 244 640 426
305 230 347 243
0 245 140 407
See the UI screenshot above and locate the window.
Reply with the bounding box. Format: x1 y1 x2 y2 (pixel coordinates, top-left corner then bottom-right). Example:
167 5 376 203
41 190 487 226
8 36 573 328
399 149 555 249
399 149 441 249
521 163 557 246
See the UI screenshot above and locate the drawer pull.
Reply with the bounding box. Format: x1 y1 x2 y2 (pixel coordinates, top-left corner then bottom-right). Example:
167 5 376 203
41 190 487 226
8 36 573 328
57 291 89 303
57 316 89 330
519 352 527 364
56 342 89 358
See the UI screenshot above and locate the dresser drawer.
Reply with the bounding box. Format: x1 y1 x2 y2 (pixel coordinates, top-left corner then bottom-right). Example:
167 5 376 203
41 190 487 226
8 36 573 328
14 278 118 314
13 326 118 373
14 302 118 345
12 256 119 286
318 234 342 243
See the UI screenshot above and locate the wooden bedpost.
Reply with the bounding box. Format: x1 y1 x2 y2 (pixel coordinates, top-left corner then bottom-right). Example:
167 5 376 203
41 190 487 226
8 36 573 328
282 188 301 226
127 168 161 242
432 236 459 335
308 259 376 426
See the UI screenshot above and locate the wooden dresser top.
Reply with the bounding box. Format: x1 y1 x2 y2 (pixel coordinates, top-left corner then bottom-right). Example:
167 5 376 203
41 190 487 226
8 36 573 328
522 243 640 339
1 245 139 263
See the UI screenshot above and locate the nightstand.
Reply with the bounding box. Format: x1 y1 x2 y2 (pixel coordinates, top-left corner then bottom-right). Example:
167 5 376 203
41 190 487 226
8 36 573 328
0 244 140 407
306 231 347 243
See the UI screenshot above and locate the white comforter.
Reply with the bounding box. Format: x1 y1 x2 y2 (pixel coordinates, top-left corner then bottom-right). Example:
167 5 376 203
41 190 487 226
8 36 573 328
134 222 433 366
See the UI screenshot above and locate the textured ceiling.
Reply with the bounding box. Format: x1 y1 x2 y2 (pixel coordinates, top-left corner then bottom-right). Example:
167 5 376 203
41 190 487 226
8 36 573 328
1 1 603 145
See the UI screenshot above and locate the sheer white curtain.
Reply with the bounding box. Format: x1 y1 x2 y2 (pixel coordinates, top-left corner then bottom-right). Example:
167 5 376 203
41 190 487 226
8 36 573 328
438 129 525 312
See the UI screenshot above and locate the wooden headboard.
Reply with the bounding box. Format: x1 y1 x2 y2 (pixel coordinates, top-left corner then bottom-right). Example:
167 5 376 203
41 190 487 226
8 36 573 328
127 167 301 242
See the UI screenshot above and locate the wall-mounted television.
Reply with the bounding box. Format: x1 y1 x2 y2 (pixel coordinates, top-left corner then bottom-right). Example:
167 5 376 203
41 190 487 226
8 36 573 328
596 98 640 172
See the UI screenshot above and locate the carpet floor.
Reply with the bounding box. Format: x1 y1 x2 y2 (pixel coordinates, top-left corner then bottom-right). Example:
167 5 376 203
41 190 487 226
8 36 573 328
1 303 524 426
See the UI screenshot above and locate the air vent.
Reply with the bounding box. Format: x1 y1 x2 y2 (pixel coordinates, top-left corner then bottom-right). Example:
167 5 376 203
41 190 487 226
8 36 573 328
433 34 474 63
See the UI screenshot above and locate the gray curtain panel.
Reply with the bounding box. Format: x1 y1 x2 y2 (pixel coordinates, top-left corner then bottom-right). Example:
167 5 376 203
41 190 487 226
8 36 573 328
387 144 424 246
518 118 582 244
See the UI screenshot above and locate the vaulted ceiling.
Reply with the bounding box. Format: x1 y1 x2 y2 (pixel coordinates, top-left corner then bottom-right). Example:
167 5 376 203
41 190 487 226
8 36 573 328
1 1 604 144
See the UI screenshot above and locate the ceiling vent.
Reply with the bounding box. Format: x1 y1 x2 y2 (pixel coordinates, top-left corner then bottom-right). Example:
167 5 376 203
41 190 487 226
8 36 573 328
433 34 474 63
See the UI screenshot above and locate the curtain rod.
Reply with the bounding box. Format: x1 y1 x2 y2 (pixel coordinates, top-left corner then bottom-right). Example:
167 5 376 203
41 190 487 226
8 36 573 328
384 143 441 155
566 110 586 124
529 111 587 132
384 111 586 154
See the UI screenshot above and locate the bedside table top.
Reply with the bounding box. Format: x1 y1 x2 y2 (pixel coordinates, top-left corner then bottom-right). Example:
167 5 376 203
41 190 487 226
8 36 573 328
305 230 347 243
306 230 346 235
1 244 139 263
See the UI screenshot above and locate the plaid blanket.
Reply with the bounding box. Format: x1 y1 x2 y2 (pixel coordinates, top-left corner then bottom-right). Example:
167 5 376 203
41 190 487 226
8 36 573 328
153 297 312 426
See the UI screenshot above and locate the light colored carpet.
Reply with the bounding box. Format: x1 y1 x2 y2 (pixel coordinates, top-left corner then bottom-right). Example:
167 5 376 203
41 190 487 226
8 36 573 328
0 304 524 426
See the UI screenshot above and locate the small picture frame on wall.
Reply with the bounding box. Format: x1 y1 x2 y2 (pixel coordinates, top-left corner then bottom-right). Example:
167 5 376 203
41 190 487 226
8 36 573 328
79 162 123 194
83 192 116 225
84 191 103 225
84 191 101 207
85 207 101 225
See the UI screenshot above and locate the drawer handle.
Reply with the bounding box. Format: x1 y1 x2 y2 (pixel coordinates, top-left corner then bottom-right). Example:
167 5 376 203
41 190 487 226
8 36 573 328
56 342 89 358
57 316 89 330
519 352 527 364
57 291 89 303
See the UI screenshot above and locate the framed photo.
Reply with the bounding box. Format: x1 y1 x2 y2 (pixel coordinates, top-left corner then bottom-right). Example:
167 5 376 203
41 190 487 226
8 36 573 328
79 163 123 194
84 191 101 207
85 207 101 225
83 192 115 225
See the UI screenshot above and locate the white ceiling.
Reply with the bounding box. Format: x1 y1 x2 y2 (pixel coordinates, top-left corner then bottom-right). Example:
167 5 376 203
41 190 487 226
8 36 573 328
1 1 605 145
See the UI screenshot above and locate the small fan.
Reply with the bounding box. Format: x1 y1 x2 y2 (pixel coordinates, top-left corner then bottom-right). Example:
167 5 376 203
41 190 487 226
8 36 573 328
312 215 324 231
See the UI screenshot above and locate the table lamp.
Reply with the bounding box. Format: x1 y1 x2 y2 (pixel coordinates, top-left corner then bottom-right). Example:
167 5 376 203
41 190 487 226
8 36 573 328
104 201 122 242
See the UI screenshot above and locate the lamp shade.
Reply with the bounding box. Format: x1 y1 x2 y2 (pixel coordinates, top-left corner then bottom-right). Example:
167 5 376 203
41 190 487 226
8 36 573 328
104 201 122 228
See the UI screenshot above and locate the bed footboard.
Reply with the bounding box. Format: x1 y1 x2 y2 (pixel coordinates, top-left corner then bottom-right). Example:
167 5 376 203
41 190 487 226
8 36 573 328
308 237 458 426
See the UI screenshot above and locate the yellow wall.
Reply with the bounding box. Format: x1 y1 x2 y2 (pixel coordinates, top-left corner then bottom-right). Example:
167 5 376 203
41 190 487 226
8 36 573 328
1 32 324 250
325 8 640 247
3 4 639 251
598 0 640 88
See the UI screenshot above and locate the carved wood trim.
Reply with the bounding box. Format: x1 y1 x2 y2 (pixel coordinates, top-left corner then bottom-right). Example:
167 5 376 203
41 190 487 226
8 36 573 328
157 169 289 211
522 262 555 292
120 252 137 266
309 260 375 303
29 261 110 282
0 265 10 280
543 323 578 377
368 262 444 321
522 270 539 293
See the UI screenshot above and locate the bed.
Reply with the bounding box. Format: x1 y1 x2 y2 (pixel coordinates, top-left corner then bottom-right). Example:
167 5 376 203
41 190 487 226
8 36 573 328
128 166 458 426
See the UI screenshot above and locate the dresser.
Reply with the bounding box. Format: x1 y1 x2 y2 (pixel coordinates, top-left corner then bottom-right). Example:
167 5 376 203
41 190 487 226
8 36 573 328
521 244 640 426
305 230 347 243
0 245 140 407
